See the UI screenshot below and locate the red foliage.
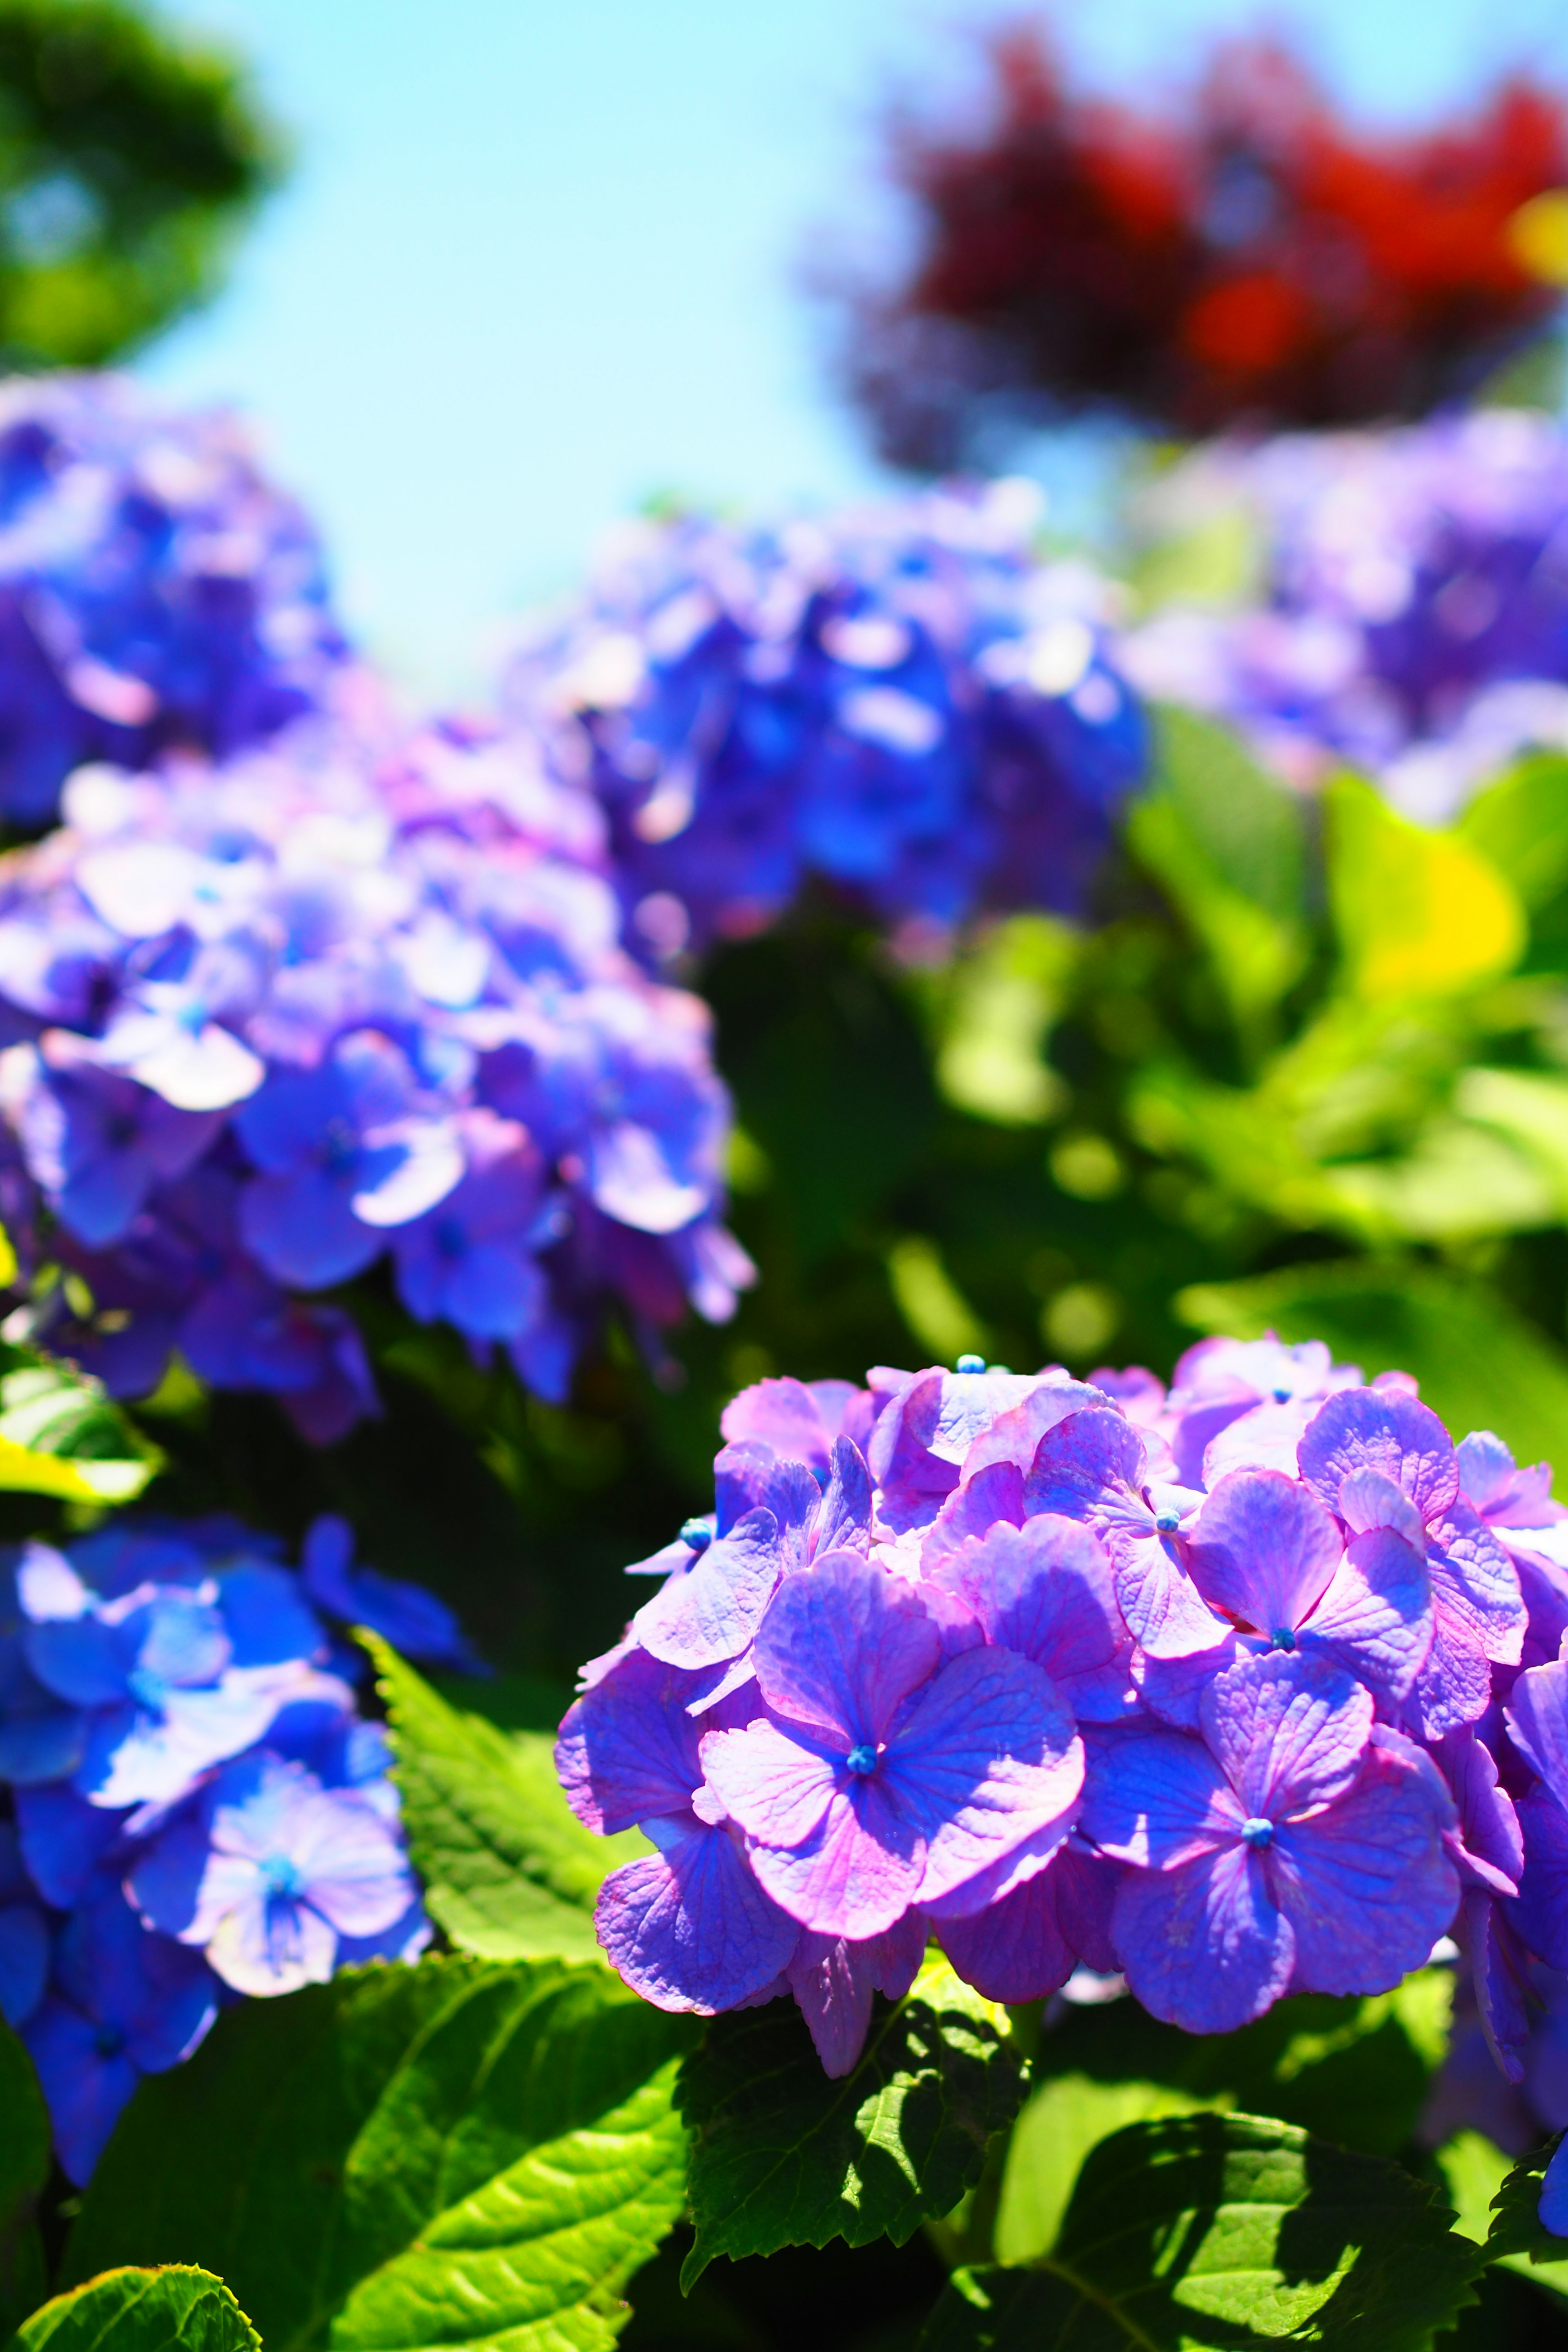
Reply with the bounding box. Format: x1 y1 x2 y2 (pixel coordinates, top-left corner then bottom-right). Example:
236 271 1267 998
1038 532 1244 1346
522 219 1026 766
844 33 1568 465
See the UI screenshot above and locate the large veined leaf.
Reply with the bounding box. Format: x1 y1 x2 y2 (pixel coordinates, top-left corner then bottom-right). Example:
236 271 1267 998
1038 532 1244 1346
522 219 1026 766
0 2017 49 2336
370 1636 648 1963
0 1350 156 1504
920 2113 1480 2350
1176 1258 1568 1469
11 2268 259 2352
63 1956 693 2352
679 1955 1023 2289
995 1975 1451 2267
1325 772 1524 1002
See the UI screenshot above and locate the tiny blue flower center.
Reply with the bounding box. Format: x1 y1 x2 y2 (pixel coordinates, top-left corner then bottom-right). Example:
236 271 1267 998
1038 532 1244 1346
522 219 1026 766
1270 1625 1297 1651
260 1853 305 1899
177 998 209 1036
1154 1509 1181 1535
844 1743 879 1775
1272 1385 1292 1403
679 1519 713 1554
954 1354 985 1374
1240 1817 1274 1849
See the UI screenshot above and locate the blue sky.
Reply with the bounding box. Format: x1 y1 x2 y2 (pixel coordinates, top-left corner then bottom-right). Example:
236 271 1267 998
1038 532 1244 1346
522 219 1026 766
145 0 1568 697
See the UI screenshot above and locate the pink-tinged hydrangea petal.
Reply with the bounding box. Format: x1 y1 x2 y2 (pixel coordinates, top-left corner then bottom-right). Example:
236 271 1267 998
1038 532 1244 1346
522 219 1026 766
1336 1468 1426 1550
1404 1621 1493 1742
1022 1405 1145 1528
812 1439 873 1560
1468 1890 1532 2088
1078 1728 1243 1867
1200 1653 1371 1823
1200 1400 1320 1486
919 1463 1026 1571
938 1860 1078 2003
751 1550 941 1748
555 1648 713 1833
786 1909 927 2076
207 1892 339 1997
721 1376 838 1472
594 1815 799 2013
1113 1844 1295 2033
1436 1727 1523 1898
631 1507 781 1671
1298 1527 1433 1703
1268 1740 1459 1996
1298 1388 1459 1525
283 1791 411 1938
1131 1637 1241 1730
886 1645 1083 1908
1515 1792 1568 1969
1188 1470 1343 1637
932 1514 1123 1684
959 1378 1103 1482
1053 1844 1125 1973
1089 1365 1167 1426
932 1371 1046 1465
1507 1657 1568 1791
921 1806 1078 1919
746 1777 927 1940
700 1717 842 1850
1113 1535 1228 1660
1429 1502 1527 1667
866 1369 957 1532
1459 1430 1565 1530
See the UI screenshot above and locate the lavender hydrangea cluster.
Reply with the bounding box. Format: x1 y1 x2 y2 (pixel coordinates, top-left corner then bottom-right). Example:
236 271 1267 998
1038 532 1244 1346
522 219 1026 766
1121 410 1568 821
503 483 1149 959
557 1334 1568 2098
0 376 349 831
0 709 750 1437
0 1508 463 2183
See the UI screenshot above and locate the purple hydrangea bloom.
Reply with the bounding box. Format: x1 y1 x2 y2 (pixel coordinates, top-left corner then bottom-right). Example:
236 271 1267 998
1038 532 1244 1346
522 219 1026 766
1120 412 1568 822
0 706 750 1437
0 375 350 831
1081 1653 1458 2032
503 485 1148 957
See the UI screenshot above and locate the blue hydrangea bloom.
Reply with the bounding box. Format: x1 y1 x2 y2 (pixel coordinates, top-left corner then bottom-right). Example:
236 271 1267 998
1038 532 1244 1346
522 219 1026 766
503 485 1149 956
0 374 349 830
559 1332 1568 2105
0 709 750 1437
1121 412 1568 822
0 1507 442 2178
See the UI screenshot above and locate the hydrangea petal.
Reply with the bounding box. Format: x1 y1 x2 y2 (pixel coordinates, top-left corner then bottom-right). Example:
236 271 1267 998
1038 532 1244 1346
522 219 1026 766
1270 1742 1459 1995
595 1816 799 2014
1188 1470 1343 1637
632 1507 782 1672
1113 1844 1295 2033
1298 1388 1459 1524
1200 1653 1371 1823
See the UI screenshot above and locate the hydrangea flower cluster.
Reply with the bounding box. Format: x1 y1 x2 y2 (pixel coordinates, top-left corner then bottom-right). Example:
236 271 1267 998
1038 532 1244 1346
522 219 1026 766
1121 409 1568 822
0 707 750 1437
558 1333 1568 2107
0 375 348 831
502 483 1149 958
0 1507 463 2183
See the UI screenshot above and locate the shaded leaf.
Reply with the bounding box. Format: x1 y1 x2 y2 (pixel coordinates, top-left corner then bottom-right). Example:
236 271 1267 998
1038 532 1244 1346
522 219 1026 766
370 1635 648 1964
0 2017 49 2337
64 1956 693 2352
1434 2131 1568 2307
921 2112 1479 2349
1176 1258 1568 1468
679 1956 1022 2289
12 2268 258 2352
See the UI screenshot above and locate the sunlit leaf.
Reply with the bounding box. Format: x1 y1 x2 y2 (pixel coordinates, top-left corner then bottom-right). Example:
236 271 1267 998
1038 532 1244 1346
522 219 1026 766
1326 772 1524 1002
12 2268 258 2352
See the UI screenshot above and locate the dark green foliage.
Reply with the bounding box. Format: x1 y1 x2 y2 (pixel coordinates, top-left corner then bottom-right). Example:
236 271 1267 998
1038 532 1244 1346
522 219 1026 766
678 1959 1024 2287
920 2113 1481 2349
372 1636 647 1963
11 2268 258 2352
0 2018 49 2337
64 1956 695 2352
0 0 280 365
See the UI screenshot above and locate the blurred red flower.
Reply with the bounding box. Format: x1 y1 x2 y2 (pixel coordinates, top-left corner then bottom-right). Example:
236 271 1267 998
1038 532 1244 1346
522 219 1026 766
840 33 1568 466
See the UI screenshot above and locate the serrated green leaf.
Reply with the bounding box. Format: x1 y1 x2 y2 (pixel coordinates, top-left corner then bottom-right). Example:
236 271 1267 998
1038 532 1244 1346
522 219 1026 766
921 2113 1480 2349
1176 1257 1568 1469
369 1636 648 1963
63 1956 693 2352
0 2016 49 2336
1431 2130 1568 2307
0 1352 157 1503
1477 2132 1568 2305
11 2267 259 2352
679 1955 1022 2288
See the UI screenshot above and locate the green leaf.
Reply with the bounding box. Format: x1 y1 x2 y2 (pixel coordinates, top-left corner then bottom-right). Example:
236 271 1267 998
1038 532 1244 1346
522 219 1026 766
370 1635 648 1963
0 1350 158 1503
0 2016 49 2336
927 915 1075 1127
920 2113 1479 2349
1176 1258 1568 1468
1476 2134 1568 2307
1325 772 1525 1002
1127 709 1310 1024
679 1955 1023 2289
64 1955 693 2352
1456 752 1568 911
11 2268 259 2352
